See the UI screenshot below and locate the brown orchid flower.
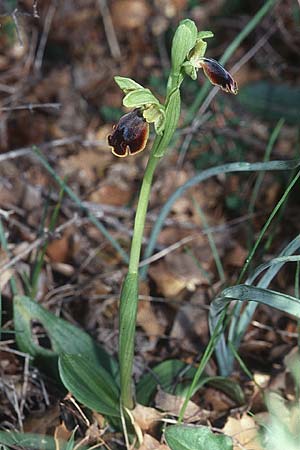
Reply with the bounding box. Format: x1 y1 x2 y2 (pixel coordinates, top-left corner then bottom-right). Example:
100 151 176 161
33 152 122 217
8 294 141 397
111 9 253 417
108 108 149 157
199 58 238 95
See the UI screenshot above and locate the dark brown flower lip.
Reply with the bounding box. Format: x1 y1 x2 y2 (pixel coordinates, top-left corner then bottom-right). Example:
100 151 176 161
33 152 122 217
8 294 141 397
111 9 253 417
108 109 149 157
199 58 238 95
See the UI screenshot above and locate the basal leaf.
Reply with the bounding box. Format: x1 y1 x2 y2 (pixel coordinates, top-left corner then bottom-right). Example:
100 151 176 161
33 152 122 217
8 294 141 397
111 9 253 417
13 295 118 379
136 359 244 406
165 425 233 450
59 353 120 418
0 431 74 450
136 359 192 405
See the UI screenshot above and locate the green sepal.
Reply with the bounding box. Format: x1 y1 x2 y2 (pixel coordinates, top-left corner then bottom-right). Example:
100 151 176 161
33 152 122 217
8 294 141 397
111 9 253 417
184 30 214 79
154 88 181 157
123 89 160 108
171 19 198 75
197 31 214 40
182 61 198 80
114 76 144 93
143 104 166 135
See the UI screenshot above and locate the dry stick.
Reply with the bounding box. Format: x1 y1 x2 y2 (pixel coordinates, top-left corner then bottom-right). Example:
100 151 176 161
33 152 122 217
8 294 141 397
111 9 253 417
0 84 16 94
19 355 30 419
98 0 121 60
177 26 276 167
33 147 129 263
139 212 260 268
32 0 39 18
34 1 56 73
11 9 23 47
0 102 61 112
0 215 78 275
0 137 107 162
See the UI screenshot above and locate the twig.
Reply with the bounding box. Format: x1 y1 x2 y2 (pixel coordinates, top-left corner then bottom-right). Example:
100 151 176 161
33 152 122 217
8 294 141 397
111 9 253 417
0 347 34 359
139 212 259 268
33 147 129 263
19 355 30 417
33 0 39 18
34 1 56 73
98 0 121 59
0 102 61 112
0 215 79 275
0 136 82 163
11 8 23 47
0 84 16 94
139 234 197 267
0 208 14 219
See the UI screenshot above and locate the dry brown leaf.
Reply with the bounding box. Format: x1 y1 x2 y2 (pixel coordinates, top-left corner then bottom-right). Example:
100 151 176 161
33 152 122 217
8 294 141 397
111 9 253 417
89 184 131 207
225 243 248 267
155 389 211 423
170 303 208 352
139 434 170 450
204 387 236 412
24 404 60 434
222 414 263 450
149 262 186 297
111 0 151 30
0 268 13 291
137 300 165 340
60 148 111 185
131 403 164 432
46 233 71 264
149 251 209 298
54 422 72 446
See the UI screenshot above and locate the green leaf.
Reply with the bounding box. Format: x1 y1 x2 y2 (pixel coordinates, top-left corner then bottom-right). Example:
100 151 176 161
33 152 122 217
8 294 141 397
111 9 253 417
118 272 139 408
206 377 244 405
211 285 300 325
171 19 198 75
13 295 118 379
114 76 144 93
66 427 77 450
136 360 193 405
123 89 160 108
154 88 181 157
209 284 300 376
136 359 244 406
59 353 120 418
0 431 73 450
165 425 233 450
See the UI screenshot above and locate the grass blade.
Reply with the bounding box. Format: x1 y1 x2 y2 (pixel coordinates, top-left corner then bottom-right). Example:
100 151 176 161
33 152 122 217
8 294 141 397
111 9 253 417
248 118 285 214
141 159 300 279
210 285 300 375
33 146 129 264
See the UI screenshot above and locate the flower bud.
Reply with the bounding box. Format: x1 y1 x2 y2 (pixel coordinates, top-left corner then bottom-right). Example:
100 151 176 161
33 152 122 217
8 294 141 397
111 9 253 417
199 58 238 94
108 109 149 157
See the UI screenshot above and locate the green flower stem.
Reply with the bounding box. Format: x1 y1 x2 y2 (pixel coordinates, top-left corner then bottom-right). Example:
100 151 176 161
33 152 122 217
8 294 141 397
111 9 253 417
128 137 161 274
119 136 163 409
119 24 185 409
119 80 181 406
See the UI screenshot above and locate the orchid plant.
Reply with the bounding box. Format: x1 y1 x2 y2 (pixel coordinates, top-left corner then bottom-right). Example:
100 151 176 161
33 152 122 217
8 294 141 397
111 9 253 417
107 19 238 411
